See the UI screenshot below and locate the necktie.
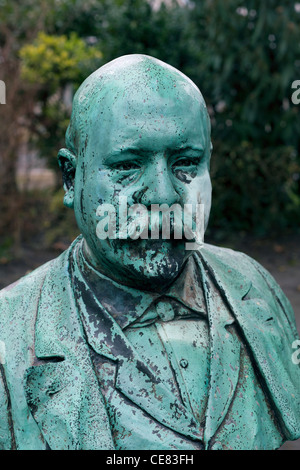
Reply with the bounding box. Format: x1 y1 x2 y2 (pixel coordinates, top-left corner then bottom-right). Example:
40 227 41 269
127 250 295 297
128 296 205 328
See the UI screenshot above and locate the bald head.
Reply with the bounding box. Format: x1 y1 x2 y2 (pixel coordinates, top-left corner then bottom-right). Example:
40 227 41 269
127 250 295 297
64 54 211 159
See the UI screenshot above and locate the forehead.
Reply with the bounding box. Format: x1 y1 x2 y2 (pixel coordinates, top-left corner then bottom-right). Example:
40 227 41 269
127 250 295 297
97 94 205 156
73 57 210 160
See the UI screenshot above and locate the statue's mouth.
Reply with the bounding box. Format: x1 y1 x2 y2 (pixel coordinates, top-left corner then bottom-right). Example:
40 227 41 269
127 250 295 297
95 200 204 249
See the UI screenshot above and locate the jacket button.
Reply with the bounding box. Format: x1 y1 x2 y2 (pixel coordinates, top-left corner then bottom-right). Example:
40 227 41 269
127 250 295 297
180 358 188 369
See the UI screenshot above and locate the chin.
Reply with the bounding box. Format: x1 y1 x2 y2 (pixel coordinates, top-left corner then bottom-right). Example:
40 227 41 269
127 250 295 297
113 239 189 290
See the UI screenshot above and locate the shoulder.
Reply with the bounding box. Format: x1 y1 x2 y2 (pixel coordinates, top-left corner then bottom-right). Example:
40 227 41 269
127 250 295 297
0 238 80 302
200 242 251 263
201 242 278 284
202 242 254 263
0 259 54 301
199 242 264 281
199 242 298 337
0 246 72 332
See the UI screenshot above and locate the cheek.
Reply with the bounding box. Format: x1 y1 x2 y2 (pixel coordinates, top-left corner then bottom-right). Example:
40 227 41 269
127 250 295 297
183 173 211 203
73 174 100 232
183 173 212 227
73 186 93 231
199 174 212 207
199 175 212 229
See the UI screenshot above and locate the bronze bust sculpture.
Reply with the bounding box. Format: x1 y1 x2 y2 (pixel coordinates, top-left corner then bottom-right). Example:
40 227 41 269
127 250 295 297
0 55 299 450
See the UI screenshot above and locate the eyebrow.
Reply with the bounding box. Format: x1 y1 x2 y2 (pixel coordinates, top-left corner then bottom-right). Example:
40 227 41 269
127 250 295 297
103 148 148 165
169 145 205 155
104 145 205 164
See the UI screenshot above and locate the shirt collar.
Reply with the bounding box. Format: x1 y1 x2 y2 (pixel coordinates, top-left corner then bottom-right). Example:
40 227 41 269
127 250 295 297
73 239 206 330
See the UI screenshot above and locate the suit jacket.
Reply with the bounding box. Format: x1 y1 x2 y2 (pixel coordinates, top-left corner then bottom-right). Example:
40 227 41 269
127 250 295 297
0 238 299 450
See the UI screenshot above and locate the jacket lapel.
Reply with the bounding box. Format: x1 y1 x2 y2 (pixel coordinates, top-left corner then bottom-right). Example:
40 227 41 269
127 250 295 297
194 253 241 447
198 244 300 442
24 247 114 450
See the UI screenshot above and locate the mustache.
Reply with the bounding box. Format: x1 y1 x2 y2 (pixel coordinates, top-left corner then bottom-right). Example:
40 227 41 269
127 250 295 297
117 205 202 243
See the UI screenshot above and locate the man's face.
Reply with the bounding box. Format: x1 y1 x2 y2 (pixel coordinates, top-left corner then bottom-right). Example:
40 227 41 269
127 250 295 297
73 74 212 290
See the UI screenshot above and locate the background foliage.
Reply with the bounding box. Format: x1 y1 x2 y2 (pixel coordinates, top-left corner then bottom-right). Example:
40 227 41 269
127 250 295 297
0 0 299 252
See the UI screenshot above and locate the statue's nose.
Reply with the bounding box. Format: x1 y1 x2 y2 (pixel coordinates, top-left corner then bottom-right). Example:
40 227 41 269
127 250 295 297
133 160 180 207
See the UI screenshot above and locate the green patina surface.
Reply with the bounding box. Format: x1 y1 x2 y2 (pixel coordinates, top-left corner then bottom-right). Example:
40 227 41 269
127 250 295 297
0 55 299 450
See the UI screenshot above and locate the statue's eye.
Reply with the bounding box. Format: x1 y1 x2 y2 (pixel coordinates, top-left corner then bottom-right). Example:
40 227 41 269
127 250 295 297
114 161 141 171
172 157 201 169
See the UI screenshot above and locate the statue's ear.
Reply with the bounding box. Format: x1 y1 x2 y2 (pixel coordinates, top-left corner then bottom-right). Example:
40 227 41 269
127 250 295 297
57 148 77 209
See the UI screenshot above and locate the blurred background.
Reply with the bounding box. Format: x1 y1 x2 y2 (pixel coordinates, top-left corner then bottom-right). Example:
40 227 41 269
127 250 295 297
0 0 299 449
